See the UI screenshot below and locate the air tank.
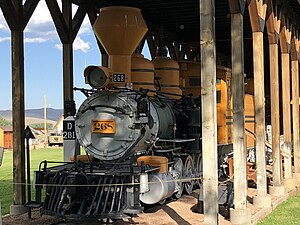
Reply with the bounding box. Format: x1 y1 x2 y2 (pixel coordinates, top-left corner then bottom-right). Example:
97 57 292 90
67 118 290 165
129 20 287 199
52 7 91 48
153 56 182 99
131 53 155 94
93 6 148 87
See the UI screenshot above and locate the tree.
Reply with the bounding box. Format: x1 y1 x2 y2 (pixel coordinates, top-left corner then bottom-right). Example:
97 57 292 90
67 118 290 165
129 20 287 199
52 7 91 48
30 123 54 130
0 116 12 126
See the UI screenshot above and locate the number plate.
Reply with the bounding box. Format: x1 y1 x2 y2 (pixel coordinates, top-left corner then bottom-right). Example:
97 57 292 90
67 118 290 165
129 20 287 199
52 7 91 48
92 120 116 134
112 73 126 82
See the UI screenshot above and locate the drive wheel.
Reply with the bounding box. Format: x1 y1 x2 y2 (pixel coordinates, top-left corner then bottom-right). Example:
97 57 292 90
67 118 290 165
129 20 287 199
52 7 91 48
193 153 203 187
182 155 195 195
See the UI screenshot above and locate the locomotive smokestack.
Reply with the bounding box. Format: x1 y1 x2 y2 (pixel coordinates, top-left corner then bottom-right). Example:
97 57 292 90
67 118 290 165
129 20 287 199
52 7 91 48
93 6 148 87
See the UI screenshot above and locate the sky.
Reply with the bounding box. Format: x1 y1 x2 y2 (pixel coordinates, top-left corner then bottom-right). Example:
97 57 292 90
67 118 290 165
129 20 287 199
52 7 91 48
0 1 150 110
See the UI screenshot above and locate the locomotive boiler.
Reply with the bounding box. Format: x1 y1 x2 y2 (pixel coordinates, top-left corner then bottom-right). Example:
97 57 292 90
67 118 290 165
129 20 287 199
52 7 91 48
33 6 237 220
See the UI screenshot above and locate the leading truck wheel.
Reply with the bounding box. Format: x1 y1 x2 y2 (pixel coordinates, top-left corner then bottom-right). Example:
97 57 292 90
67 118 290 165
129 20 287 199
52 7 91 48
172 157 184 199
182 155 195 195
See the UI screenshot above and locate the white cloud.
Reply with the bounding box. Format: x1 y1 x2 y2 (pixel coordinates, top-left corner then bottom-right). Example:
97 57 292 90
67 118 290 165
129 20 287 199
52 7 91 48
54 43 62 51
73 37 90 52
0 37 10 42
0 0 92 45
24 37 47 43
55 36 90 53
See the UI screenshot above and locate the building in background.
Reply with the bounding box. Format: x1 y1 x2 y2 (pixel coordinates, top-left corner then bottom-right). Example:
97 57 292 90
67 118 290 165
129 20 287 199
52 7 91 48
54 115 64 134
0 127 4 148
0 126 13 149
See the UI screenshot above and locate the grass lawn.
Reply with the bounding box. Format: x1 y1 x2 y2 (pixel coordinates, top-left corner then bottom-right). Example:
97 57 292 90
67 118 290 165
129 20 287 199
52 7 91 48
0 147 63 215
258 193 300 225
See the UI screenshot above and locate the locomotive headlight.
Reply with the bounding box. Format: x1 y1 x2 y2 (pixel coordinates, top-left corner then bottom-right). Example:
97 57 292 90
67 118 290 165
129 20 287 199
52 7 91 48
84 66 110 89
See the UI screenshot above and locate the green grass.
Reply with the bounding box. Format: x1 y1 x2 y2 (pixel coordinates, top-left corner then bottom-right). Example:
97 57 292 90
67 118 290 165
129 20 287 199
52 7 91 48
258 194 300 225
0 147 63 215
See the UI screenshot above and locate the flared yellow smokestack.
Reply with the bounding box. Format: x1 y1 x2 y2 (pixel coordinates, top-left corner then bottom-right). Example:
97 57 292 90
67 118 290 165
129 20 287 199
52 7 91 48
93 6 148 86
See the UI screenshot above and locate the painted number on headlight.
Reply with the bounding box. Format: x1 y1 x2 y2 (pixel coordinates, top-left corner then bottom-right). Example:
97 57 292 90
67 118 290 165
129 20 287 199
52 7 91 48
92 120 116 134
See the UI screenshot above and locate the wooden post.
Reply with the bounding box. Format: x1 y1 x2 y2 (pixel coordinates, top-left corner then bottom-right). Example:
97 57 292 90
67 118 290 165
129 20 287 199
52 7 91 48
281 53 293 178
253 31 268 196
199 1 218 224
62 0 75 117
230 0 247 212
279 16 293 181
228 1 252 223
248 0 271 208
11 17 26 207
265 0 284 194
0 0 39 214
269 44 281 184
291 35 300 174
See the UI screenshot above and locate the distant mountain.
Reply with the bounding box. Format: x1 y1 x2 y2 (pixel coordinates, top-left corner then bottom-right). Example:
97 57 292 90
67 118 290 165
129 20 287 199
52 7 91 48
0 108 63 122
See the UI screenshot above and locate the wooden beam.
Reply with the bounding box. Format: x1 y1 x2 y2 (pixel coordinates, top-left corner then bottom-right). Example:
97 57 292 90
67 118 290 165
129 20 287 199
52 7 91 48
291 35 300 174
179 44 189 60
188 47 199 61
231 12 247 210
281 52 293 179
11 0 26 206
87 7 108 66
248 0 269 202
269 43 282 186
146 32 156 59
291 30 298 61
279 14 293 179
146 21 178 42
23 0 39 29
253 31 268 196
199 1 218 224
266 0 280 45
279 14 291 54
265 0 282 187
173 42 180 61
0 0 18 30
45 0 69 43
71 3 89 42
228 0 246 14
62 0 75 117
166 39 178 61
248 0 267 32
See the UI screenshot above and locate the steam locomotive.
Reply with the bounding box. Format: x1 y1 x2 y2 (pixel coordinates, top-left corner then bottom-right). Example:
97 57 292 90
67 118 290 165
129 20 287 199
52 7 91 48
33 6 249 220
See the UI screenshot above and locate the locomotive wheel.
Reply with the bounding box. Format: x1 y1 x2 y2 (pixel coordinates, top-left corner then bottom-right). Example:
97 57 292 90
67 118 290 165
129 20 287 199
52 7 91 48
172 157 183 199
193 153 203 187
182 155 195 195
173 182 183 199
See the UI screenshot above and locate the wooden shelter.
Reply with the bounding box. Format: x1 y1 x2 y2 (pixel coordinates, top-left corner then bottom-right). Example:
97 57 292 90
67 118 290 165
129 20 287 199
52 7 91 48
1 0 300 224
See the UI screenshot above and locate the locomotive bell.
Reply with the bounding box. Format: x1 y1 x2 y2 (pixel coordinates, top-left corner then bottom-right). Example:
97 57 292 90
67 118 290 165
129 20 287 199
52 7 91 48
93 6 148 86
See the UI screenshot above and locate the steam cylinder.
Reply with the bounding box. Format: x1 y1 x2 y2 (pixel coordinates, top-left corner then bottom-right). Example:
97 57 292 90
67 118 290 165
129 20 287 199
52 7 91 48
139 173 176 204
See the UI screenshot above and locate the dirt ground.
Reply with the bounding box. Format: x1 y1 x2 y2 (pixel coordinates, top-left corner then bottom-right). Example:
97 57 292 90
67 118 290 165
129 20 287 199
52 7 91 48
2 189 231 225
2 187 297 225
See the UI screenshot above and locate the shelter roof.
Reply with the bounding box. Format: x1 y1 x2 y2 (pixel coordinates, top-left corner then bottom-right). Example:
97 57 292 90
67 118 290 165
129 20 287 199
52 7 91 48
69 0 300 74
